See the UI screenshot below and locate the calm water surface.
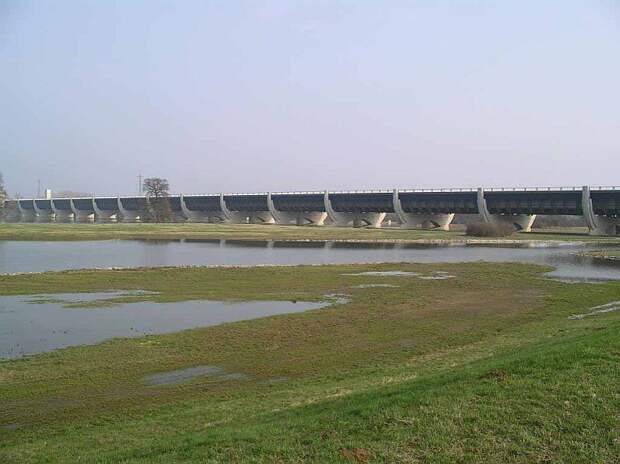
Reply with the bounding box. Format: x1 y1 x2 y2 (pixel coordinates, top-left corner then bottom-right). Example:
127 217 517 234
1 239 619 281
0 292 327 359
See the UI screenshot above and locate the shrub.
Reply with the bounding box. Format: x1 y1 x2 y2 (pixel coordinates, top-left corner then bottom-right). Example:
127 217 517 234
465 222 515 237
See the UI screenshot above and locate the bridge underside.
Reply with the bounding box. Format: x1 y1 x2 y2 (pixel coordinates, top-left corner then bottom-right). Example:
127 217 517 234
181 195 225 223
268 193 326 225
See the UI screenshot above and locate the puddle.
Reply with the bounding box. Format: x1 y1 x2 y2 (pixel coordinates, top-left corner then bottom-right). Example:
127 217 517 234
417 275 455 280
343 271 420 277
143 365 248 386
568 301 620 320
548 278 608 285
0 294 331 359
343 270 455 280
353 284 400 288
324 293 351 305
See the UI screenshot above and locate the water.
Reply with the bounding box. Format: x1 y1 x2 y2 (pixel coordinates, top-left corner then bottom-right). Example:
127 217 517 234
0 292 327 359
1 239 620 281
143 365 250 386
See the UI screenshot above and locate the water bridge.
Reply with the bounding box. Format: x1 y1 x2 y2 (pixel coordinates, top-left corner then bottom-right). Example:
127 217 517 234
3 186 619 235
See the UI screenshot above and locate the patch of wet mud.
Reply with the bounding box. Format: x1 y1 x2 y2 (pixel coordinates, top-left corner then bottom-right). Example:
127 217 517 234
143 365 249 386
568 301 620 320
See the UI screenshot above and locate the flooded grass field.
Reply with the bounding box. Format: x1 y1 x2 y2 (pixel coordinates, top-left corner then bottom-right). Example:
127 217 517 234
1 228 619 463
0 292 327 359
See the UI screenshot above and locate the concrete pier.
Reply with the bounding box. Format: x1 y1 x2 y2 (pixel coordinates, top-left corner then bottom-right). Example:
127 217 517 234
393 190 455 230
92 198 119 222
324 191 387 228
71 199 95 222
477 188 537 232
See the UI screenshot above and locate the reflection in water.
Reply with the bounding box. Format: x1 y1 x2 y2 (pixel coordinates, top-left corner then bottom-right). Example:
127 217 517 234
0 239 620 282
0 293 327 359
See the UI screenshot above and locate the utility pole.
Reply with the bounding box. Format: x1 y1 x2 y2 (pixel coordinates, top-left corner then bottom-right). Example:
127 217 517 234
37 179 41 198
138 174 143 195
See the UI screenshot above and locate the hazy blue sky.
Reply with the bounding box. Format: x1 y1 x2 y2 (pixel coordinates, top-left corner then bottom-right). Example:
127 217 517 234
1 1 619 197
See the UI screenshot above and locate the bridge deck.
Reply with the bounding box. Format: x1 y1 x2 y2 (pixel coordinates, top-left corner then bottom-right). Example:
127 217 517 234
330 192 394 213
484 190 583 215
224 194 269 212
399 191 478 214
272 193 325 212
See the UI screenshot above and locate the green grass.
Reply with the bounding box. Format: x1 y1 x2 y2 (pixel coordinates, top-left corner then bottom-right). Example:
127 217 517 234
0 222 617 243
1 262 619 462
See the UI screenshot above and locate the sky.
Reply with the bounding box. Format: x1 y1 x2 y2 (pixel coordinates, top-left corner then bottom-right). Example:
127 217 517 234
1 0 619 197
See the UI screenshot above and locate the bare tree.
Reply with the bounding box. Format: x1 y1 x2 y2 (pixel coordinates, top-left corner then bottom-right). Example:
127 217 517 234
0 172 7 217
143 177 172 222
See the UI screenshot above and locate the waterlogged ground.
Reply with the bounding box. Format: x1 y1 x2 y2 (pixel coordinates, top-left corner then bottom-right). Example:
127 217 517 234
1 262 619 462
0 292 328 359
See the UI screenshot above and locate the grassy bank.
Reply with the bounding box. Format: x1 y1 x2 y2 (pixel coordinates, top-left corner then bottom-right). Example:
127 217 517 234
1 262 619 462
0 222 616 243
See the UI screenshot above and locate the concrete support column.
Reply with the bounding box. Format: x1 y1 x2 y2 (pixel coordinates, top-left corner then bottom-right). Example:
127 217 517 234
179 195 209 222
249 212 275 224
51 200 74 222
70 199 94 222
219 194 232 222
393 189 454 230
491 214 536 232
33 201 54 222
297 211 327 226
92 199 117 222
324 191 385 228
476 188 536 232
17 203 36 222
267 193 326 225
582 186 618 235
117 198 141 223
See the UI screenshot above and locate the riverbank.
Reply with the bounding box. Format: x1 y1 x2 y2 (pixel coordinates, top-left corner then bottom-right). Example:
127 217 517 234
578 250 620 262
1 262 619 462
0 222 618 244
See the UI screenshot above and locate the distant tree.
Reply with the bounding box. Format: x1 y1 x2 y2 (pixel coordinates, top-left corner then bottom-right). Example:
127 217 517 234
0 172 7 217
143 177 172 222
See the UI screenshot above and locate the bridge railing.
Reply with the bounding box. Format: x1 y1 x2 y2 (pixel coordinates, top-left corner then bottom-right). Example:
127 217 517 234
398 188 478 193
483 186 581 192
12 186 620 203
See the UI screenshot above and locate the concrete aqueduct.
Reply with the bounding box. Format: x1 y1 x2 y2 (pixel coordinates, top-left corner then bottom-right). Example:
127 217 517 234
3 186 619 235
